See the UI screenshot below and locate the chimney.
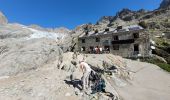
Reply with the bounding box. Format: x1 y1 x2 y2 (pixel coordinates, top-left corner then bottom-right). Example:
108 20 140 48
95 29 98 33
117 26 123 30
105 28 110 32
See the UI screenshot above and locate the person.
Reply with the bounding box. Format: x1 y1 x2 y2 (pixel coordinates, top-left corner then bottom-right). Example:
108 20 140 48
99 47 103 54
97 47 100 54
94 47 97 54
81 47 83 52
79 61 92 91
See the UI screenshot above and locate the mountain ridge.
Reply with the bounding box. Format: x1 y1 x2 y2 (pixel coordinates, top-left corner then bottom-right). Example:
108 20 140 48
159 0 170 9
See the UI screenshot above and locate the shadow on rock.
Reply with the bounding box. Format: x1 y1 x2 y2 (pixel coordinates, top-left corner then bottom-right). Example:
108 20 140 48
64 79 82 91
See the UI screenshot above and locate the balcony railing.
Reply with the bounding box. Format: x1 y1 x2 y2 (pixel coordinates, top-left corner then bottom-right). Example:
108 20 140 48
103 40 111 45
112 39 135 44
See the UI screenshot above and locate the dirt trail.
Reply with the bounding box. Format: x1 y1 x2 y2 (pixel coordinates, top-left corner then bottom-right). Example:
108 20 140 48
114 60 170 100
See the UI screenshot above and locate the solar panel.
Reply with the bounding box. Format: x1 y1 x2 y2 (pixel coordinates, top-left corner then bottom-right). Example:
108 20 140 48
128 27 141 31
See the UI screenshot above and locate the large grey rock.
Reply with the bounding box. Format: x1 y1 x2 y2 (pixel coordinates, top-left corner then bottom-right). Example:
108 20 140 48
0 23 66 76
0 38 63 76
0 24 32 39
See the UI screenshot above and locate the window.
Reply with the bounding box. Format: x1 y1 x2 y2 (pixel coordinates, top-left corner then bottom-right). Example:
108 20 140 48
103 40 109 45
96 37 100 42
104 40 109 43
113 35 119 41
82 39 85 43
113 45 119 50
133 33 139 38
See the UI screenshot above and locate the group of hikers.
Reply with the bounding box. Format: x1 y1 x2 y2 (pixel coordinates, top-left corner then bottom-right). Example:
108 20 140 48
81 46 110 54
62 52 116 99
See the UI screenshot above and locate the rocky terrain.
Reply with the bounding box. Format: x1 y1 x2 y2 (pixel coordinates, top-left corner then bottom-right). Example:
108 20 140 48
0 52 169 100
0 0 170 100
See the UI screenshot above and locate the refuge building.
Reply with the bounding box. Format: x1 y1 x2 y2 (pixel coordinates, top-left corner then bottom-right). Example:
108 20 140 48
78 25 151 58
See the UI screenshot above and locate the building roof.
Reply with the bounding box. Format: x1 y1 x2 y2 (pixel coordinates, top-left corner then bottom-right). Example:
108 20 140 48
79 25 144 38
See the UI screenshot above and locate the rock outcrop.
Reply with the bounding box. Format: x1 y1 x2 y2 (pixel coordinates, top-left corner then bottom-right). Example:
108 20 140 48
0 38 63 76
96 16 114 25
0 12 8 25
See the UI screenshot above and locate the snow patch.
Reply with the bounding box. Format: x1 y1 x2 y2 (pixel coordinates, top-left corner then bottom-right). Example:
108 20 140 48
23 27 65 40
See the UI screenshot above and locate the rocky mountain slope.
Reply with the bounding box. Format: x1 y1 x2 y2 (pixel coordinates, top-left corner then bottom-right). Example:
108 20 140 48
0 0 170 100
0 13 71 76
159 0 170 9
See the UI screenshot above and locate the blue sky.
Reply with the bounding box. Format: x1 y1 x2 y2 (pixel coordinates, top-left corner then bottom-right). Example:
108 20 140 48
0 0 162 29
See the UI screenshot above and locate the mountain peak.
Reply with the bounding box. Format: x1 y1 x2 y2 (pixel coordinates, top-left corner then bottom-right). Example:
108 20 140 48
116 8 135 18
96 16 114 25
0 11 8 25
159 0 170 9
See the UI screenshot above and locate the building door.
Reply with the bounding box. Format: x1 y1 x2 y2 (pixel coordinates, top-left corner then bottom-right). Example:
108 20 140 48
134 44 139 54
90 46 94 53
104 46 110 53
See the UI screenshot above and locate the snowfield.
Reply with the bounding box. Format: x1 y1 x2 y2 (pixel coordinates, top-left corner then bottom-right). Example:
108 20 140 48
24 27 66 40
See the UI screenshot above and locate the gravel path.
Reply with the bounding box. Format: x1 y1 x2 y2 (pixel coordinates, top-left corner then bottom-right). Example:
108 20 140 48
115 59 170 100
